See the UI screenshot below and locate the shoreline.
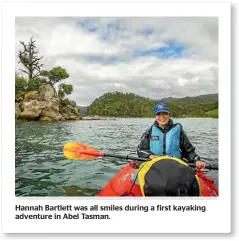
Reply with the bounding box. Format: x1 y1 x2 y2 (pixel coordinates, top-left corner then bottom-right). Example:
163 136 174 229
15 116 218 123
82 116 217 120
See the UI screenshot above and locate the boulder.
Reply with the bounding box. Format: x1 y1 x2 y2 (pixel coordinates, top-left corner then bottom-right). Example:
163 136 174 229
39 98 65 121
38 116 54 121
15 91 26 103
61 105 81 120
15 83 81 121
15 103 21 119
18 100 47 120
24 91 39 100
38 84 56 101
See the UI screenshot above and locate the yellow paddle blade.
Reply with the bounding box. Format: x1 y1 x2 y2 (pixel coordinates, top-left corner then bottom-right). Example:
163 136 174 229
63 142 99 160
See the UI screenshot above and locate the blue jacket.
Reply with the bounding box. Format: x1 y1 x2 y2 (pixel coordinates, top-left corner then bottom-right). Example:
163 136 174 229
137 119 200 163
150 123 181 158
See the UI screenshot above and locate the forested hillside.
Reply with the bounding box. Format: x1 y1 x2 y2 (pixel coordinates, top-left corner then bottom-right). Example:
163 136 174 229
86 92 218 118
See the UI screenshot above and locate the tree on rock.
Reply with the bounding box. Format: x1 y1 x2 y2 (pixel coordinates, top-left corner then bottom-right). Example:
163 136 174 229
18 37 46 91
40 66 73 99
40 66 69 86
58 83 73 99
18 37 44 79
17 37 75 106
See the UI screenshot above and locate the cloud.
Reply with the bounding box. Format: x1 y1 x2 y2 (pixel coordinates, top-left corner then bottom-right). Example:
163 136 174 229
15 17 218 106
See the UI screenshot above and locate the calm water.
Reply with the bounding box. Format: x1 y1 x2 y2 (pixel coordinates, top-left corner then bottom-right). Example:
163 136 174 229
15 118 218 196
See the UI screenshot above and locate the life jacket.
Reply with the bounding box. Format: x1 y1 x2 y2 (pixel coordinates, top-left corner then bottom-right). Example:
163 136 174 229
149 123 181 158
138 156 201 196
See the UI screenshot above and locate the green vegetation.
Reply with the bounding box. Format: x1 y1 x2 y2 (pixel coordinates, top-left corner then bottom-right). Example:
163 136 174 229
15 37 74 104
204 109 218 118
88 92 155 117
87 92 218 118
40 66 73 100
15 73 28 94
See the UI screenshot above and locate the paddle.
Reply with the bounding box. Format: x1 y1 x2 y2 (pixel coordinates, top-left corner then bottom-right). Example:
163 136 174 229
63 142 219 170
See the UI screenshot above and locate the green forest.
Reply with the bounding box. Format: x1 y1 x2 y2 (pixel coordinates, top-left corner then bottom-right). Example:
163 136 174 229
87 92 218 118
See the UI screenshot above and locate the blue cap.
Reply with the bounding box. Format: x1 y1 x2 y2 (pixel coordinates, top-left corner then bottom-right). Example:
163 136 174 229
154 103 170 115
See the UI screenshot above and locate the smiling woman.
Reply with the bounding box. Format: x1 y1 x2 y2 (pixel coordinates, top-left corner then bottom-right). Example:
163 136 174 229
137 103 207 170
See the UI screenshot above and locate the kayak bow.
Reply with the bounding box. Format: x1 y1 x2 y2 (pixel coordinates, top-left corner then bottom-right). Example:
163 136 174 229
97 160 218 197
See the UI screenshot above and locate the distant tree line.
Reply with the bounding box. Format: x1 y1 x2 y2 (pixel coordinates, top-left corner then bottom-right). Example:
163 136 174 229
87 92 218 118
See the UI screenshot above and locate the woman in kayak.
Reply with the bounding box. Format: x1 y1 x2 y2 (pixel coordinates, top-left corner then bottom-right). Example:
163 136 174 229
137 103 206 170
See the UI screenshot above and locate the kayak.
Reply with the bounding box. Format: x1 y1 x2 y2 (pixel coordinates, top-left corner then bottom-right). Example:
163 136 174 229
97 160 218 196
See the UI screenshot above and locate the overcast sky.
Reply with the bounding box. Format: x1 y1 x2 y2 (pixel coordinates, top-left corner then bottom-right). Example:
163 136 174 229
15 17 218 106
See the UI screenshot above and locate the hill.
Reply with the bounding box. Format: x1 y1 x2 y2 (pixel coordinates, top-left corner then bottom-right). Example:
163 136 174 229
86 92 218 118
158 93 218 103
157 93 218 118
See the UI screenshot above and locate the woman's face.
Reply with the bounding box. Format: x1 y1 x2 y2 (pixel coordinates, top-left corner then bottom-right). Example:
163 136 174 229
155 112 170 126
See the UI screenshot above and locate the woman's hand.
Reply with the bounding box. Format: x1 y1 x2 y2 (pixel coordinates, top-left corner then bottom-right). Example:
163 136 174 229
149 155 157 160
195 160 206 170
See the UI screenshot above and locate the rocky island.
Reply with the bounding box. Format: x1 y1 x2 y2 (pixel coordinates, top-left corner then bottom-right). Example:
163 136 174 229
15 84 81 121
15 37 81 122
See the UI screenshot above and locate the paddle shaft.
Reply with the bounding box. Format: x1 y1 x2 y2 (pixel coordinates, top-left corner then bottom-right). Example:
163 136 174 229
68 149 218 170
104 153 149 162
103 153 218 170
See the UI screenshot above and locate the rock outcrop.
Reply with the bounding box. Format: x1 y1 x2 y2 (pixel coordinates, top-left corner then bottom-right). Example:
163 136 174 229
18 99 47 120
15 103 21 119
15 84 81 121
38 84 56 101
40 98 65 121
61 105 81 120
